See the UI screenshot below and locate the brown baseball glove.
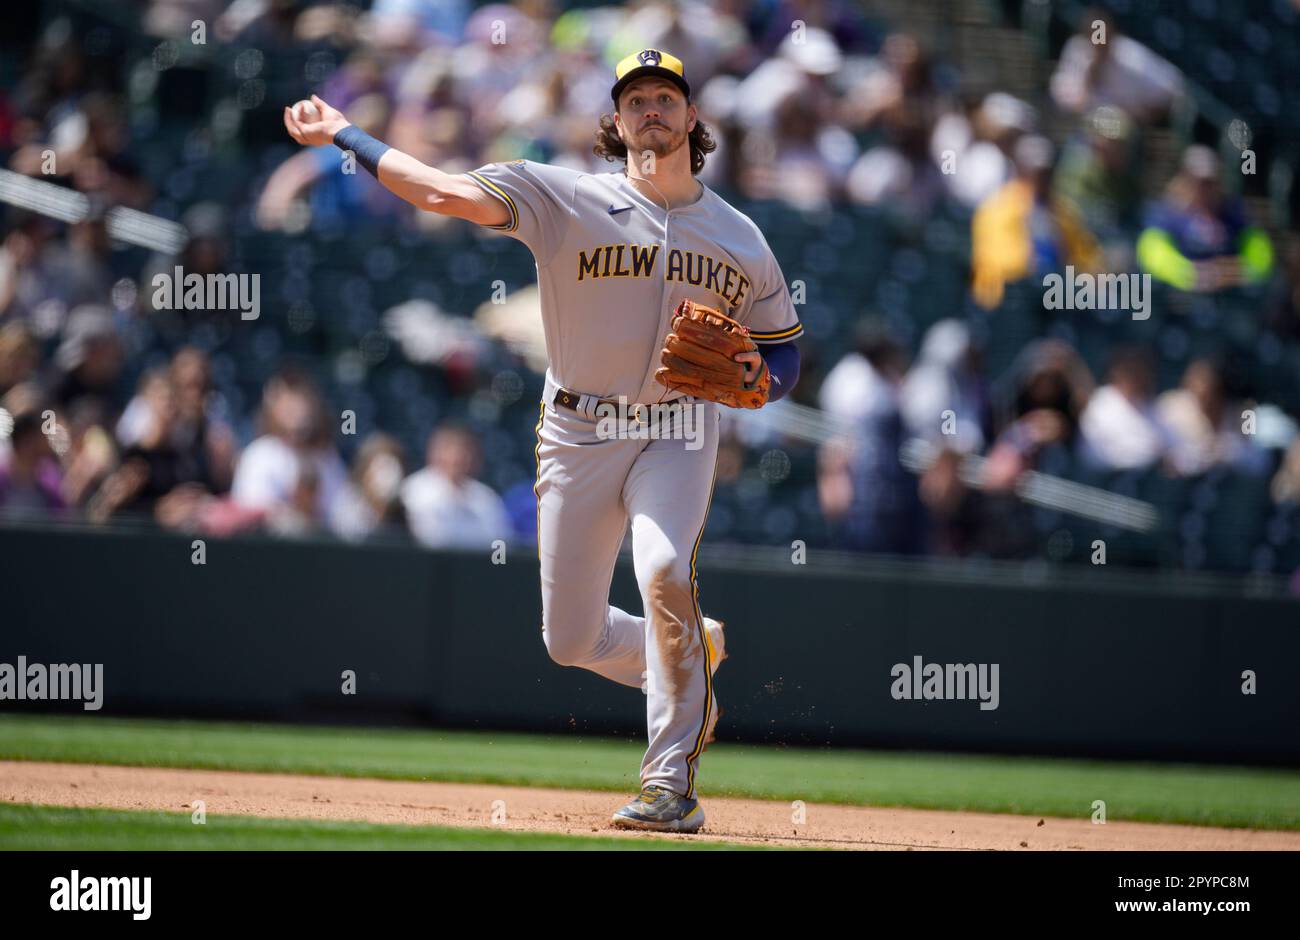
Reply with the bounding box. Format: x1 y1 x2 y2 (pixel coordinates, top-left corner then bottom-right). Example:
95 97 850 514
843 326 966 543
655 299 770 409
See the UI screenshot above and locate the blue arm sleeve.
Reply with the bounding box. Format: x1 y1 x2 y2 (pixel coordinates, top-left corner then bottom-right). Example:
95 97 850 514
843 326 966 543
759 341 800 403
333 124 390 177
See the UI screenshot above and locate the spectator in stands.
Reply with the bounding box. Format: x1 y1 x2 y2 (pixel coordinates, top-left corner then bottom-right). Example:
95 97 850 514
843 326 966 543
0 321 39 396
231 368 347 533
331 432 409 542
42 207 117 313
971 135 1103 308
387 50 473 170
319 48 390 114
114 365 169 449
844 33 940 134
215 0 302 48
58 397 116 511
47 303 124 419
0 409 64 517
7 21 89 154
1052 105 1141 262
934 92 1036 210
169 346 235 494
1049 9 1184 124
754 0 878 56
615 0 741 92
1137 145 1275 293
846 111 943 219
10 89 150 210
984 339 1094 490
89 354 233 524
845 36 945 218
401 423 511 550
117 349 231 475
817 318 922 554
904 321 990 556
733 27 842 136
450 5 549 122
1078 347 1168 471
744 91 856 211
366 0 470 51
1156 358 1270 477
734 29 854 208
139 203 239 331
0 381 42 473
0 213 59 321
142 1 227 40
899 319 988 454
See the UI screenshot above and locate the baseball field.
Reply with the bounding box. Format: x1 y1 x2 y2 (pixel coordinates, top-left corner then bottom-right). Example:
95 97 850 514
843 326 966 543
2 714 1298 851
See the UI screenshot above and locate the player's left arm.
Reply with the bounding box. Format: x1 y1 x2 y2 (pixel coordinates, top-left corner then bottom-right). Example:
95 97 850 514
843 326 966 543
733 341 800 403
756 341 800 402
736 243 803 403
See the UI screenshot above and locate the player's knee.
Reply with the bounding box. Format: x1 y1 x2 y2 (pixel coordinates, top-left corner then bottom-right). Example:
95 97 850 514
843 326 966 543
541 624 589 667
642 551 692 595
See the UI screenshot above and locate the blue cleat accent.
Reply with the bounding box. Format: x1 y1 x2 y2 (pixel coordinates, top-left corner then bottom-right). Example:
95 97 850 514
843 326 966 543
611 785 705 833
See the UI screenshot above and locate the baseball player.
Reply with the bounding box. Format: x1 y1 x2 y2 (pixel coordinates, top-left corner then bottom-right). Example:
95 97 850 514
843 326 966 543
283 48 802 833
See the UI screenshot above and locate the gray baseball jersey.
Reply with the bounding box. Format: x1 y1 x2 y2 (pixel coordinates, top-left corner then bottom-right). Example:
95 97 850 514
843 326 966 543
466 159 800 804
467 160 803 402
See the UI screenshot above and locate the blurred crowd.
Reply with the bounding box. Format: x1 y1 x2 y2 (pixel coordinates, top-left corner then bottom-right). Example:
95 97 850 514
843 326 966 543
0 320 514 547
815 318 1285 558
2 0 1300 570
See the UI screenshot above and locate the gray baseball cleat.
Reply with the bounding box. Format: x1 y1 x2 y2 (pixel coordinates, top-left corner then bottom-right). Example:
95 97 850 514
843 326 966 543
610 785 705 833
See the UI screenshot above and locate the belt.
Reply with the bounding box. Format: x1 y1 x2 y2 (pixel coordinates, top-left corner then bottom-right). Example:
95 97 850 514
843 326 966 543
551 386 677 423
552 387 606 412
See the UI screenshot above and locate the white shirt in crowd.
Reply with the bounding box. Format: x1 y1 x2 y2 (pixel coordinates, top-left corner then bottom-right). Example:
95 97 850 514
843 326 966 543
1050 34 1184 118
231 434 347 519
819 351 899 428
1078 384 1170 470
400 466 511 550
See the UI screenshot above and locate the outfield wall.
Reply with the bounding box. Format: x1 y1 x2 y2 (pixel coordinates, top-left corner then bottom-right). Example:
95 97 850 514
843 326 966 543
2 523 1297 764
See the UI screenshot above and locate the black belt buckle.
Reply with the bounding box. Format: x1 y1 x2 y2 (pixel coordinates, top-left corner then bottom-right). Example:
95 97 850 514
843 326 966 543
554 388 582 411
553 387 663 428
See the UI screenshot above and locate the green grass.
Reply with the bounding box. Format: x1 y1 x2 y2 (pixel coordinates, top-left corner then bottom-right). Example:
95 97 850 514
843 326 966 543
2 715 1298 830
0 803 747 851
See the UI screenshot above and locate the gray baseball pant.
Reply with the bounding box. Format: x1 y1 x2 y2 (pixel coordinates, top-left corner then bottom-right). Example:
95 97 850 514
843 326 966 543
532 377 720 799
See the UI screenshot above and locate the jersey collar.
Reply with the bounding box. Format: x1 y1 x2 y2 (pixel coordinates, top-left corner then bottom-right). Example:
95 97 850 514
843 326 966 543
617 172 708 214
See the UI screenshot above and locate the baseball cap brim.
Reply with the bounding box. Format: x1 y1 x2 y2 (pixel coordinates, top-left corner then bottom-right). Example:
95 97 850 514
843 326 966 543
612 68 690 103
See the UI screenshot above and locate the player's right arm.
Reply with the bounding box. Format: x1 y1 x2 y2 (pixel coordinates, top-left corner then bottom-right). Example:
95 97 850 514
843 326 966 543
281 95 509 227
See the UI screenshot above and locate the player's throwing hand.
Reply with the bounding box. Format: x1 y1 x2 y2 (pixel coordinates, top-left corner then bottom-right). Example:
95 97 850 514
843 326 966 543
283 94 349 147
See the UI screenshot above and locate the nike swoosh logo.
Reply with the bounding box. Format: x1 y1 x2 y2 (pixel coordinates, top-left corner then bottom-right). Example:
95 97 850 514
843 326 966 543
608 205 632 215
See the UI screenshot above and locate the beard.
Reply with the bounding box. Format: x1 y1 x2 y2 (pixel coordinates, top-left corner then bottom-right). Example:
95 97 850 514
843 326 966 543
628 123 688 160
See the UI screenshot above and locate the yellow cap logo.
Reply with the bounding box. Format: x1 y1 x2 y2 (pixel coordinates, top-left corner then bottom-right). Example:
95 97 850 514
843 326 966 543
615 49 685 81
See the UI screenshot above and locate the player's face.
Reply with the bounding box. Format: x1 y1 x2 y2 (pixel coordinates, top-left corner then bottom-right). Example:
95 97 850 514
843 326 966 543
617 80 695 159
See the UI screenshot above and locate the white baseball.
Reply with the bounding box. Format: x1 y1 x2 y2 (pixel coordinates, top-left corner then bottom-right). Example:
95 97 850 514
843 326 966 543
294 100 320 122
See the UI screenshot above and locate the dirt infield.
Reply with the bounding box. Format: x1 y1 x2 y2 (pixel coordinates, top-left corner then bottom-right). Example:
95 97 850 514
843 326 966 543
4 761 1298 850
